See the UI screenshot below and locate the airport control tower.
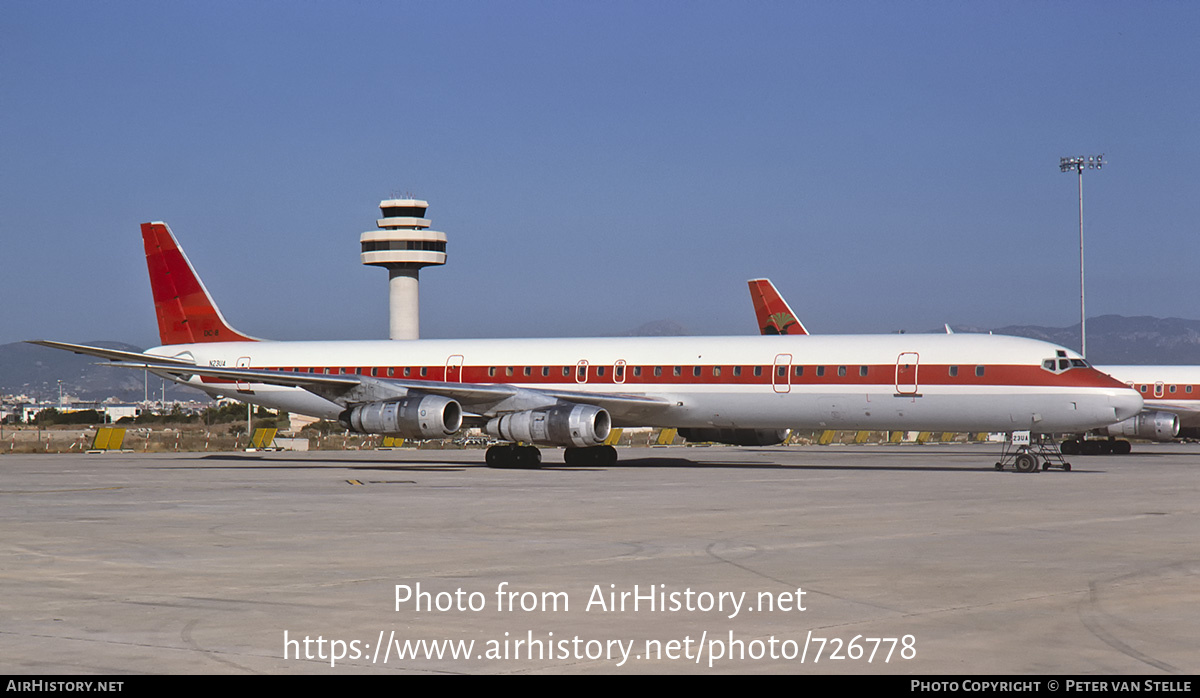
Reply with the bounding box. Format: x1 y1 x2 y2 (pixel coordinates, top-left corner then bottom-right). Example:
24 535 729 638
360 198 447 340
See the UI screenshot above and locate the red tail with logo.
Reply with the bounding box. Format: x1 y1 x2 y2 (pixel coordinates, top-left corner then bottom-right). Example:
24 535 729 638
747 278 808 336
141 222 256 345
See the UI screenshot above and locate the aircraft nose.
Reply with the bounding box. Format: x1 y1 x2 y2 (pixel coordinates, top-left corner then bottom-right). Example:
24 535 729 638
1111 389 1144 422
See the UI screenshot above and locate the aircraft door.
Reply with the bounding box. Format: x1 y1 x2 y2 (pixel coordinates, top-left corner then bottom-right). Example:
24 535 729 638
613 359 626 384
1154 381 1165 398
773 353 793 393
236 356 252 393
576 360 589 384
895 352 919 395
445 355 464 383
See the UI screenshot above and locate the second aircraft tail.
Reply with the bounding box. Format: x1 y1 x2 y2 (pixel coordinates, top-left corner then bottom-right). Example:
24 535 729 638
747 278 808 335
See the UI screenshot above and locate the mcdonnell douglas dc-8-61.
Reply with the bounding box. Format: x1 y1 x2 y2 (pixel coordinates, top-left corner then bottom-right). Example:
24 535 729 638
31 223 1142 469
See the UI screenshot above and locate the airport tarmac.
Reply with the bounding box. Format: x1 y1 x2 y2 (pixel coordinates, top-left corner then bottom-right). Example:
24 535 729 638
2 443 1197 675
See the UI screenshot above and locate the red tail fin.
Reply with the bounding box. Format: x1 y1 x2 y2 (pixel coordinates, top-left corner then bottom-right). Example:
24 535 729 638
141 222 256 344
747 279 808 335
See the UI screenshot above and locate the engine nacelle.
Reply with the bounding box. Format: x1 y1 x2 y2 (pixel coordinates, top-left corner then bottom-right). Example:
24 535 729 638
339 395 463 438
678 428 790 446
486 404 611 447
1099 411 1179 441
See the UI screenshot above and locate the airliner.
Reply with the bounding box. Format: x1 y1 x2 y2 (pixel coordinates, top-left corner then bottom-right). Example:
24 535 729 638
745 278 1190 454
32 223 1142 469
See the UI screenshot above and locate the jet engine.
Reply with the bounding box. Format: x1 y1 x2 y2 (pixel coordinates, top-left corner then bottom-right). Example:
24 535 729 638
678 428 789 446
485 404 610 447
1099 411 1180 441
339 395 463 438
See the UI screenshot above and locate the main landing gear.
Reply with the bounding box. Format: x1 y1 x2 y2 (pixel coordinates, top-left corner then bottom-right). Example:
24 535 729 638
995 434 1072 473
1060 438 1132 455
484 444 620 468
485 444 542 469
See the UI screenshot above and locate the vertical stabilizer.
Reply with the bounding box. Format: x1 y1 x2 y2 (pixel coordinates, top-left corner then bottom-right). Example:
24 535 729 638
141 222 256 344
747 278 809 335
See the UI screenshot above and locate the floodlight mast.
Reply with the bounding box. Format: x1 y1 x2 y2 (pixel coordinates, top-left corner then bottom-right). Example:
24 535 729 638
1059 154 1104 358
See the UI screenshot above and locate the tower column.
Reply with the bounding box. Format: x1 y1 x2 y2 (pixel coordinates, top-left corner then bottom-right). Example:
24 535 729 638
387 267 421 341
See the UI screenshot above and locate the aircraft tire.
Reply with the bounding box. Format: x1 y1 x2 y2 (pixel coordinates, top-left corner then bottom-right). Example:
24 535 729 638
564 445 618 466
1014 453 1038 473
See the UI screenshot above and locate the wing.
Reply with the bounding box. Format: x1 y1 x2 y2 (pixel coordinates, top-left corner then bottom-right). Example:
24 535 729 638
27 340 671 423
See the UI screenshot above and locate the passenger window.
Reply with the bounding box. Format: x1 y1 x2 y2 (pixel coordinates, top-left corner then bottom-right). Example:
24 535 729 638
654 367 663 377
713 366 722 377
794 366 804 377
837 366 847 377
754 366 762 377
816 366 825 377
734 367 742 377
634 366 642 377
860 366 868 377
975 366 985 377
949 366 959 377
597 366 605 377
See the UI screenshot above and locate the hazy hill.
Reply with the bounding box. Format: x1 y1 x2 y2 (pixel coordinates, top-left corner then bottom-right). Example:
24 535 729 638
955 315 1200 365
0 341 206 403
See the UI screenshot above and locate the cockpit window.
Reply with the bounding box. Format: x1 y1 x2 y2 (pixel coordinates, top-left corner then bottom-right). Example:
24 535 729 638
1042 356 1088 374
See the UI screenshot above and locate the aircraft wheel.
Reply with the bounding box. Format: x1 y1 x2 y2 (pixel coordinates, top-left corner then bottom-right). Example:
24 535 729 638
564 445 617 466
486 444 513 468
1063 463 1072 471
513 446 542 469
1014 453 1038 473
995 463 1004 471
1115 440 1132 455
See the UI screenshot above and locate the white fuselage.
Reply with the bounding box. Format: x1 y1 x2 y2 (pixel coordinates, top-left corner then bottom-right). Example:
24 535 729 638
1097 365 1200 428
150 333 1142 434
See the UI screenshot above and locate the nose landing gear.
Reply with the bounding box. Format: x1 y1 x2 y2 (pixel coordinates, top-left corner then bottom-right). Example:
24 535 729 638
995 434 1071 473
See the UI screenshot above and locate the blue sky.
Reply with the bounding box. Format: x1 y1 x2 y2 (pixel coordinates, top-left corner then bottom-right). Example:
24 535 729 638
3 1 1197 347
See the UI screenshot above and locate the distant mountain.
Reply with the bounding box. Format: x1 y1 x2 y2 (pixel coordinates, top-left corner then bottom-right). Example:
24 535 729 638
624 319 689 337
0 341 207 402
958 316 1200 365
5 315 1200 401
